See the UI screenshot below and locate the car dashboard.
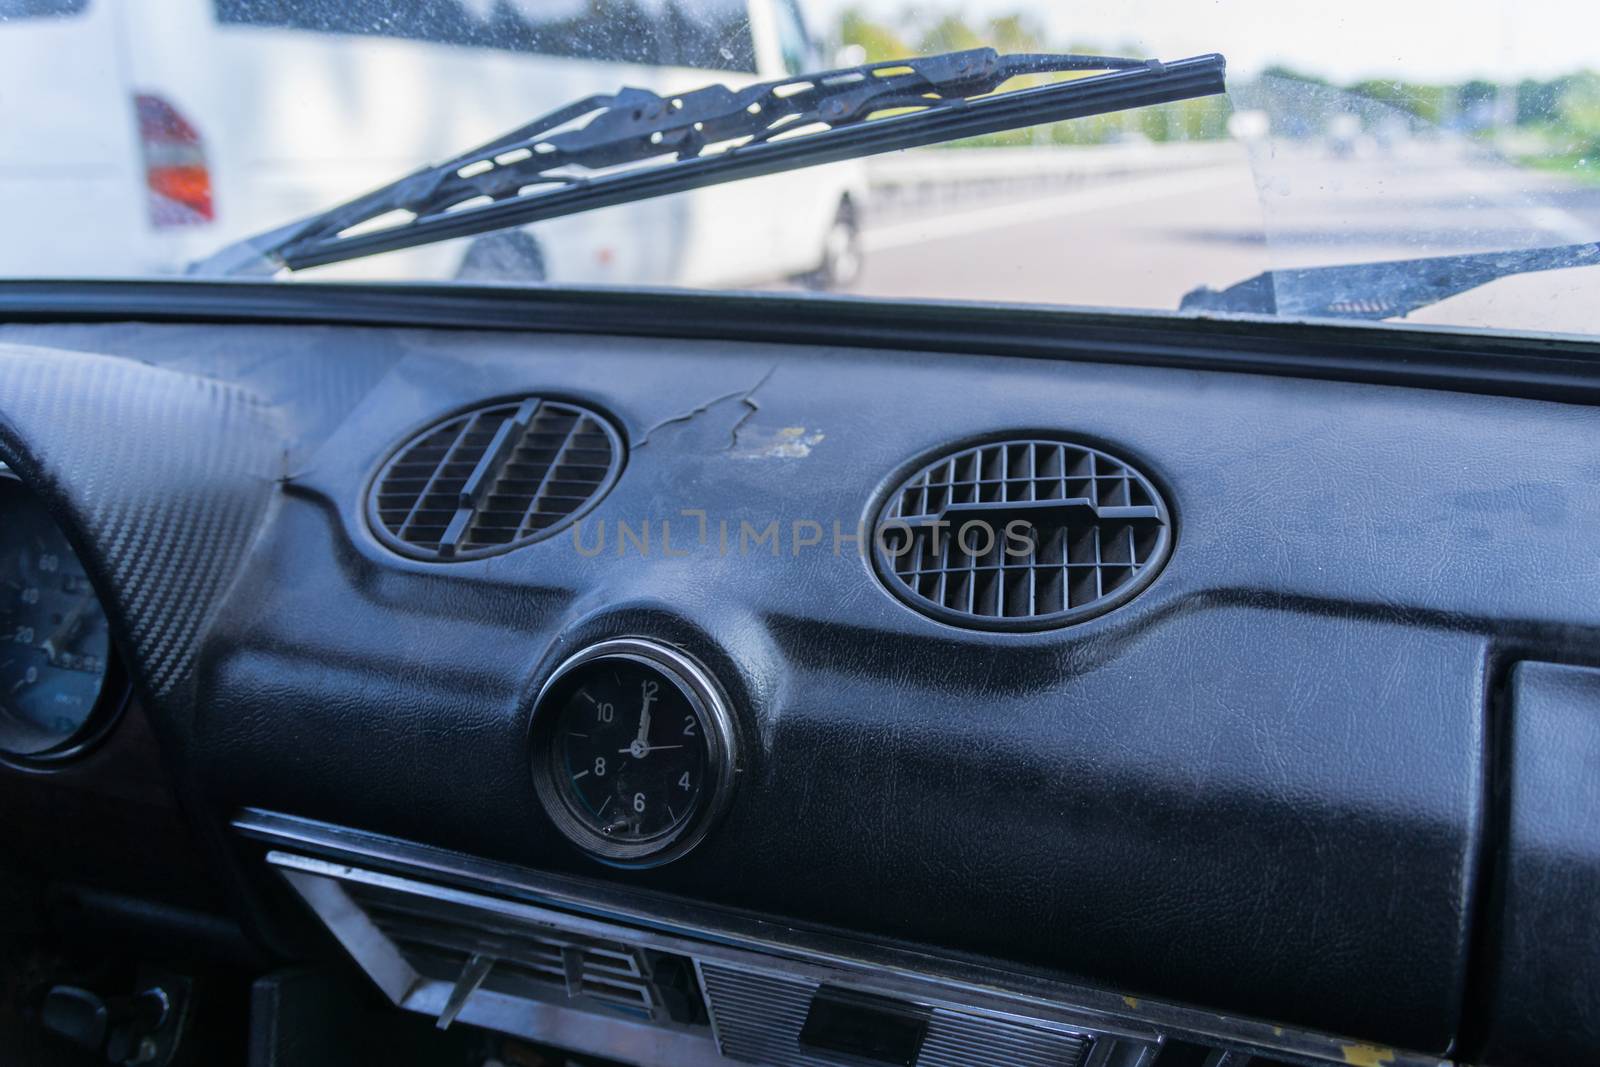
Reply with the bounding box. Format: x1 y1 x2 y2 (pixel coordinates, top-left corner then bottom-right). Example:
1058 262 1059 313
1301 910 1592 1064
1 283 1598 1067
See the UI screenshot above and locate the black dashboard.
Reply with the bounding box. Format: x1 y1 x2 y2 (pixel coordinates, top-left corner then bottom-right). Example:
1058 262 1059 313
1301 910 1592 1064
2 282 1598 1067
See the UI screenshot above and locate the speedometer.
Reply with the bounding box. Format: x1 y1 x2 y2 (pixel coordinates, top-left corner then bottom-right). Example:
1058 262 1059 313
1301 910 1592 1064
530 639 738 866
0 469 125 763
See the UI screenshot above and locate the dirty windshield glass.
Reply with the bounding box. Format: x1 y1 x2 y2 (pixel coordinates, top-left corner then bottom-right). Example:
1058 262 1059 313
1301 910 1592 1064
3 0 1599 337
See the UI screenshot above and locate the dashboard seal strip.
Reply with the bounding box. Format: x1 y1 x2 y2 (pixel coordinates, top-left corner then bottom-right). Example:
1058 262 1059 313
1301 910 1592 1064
4 279 1600 406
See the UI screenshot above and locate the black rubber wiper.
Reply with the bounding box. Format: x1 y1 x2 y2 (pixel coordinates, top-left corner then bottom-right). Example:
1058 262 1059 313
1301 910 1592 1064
197 48 1225 276
1180 241 1600 321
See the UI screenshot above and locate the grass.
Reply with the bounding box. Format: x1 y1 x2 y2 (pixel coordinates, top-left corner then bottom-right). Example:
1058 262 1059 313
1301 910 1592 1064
1517 152 1600 185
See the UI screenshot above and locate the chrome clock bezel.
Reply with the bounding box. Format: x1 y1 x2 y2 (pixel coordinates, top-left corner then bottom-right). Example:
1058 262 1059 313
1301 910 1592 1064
530 638 738 867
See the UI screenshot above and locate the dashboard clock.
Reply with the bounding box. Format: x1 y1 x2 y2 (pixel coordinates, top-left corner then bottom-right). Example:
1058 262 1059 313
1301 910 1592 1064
530 638 738 865
0 468 127 765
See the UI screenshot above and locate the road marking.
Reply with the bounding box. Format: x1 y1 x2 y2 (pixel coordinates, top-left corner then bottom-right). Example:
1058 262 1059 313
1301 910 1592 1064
1520 205 1595 243
862 167 1243 253
1451 166 1597 243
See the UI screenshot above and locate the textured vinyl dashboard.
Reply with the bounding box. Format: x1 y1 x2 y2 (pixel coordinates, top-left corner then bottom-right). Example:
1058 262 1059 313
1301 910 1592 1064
3 316 1599 1064
0 343 283 699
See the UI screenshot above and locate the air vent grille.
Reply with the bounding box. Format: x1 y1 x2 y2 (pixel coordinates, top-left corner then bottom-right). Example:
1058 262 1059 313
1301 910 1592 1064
873 438 1172 630
369 397 623 560
347 880 674 1021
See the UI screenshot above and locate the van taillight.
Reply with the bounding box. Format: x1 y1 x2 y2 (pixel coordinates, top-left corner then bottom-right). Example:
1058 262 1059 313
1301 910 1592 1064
134 93 214 227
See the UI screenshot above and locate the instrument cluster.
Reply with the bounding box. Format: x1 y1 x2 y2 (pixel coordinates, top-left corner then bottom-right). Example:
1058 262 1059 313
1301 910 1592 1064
0 468 126 765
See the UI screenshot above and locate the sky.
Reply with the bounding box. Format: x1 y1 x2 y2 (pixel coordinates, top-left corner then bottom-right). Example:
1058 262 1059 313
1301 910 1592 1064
807 0 1600 83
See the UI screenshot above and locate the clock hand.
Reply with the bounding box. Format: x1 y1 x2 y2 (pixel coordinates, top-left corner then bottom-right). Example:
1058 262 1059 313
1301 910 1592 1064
633 684 658 747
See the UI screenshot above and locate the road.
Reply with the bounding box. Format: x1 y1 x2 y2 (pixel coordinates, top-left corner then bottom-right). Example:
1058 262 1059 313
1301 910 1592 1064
826 140 1600 336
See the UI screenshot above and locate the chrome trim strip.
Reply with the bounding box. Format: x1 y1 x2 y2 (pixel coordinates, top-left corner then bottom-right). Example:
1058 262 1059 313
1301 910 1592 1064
246 815 1155 1045
278 868 417 1004
278 856 723 1066
414 980 717 1067
237 809 1450 1067
272 852 1113 1067
270 851 1113 1039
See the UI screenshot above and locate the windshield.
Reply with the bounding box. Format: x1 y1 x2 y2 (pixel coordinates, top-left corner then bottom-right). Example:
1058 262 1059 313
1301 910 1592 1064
4 0 1599 338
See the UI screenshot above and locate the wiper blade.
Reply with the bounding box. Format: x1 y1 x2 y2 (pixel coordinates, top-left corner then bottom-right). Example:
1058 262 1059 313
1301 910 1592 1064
1180 241 1600 321
198 48 1225 276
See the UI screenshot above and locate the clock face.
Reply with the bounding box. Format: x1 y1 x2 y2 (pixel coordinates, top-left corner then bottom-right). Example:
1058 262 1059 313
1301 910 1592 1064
551 657 710 844
532 640 735 865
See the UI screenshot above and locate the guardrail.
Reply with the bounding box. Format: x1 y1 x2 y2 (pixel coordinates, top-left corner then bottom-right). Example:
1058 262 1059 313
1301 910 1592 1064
865 141 1241 215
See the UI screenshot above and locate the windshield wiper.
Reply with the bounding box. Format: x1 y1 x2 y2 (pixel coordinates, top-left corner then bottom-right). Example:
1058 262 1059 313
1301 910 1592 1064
197 48 1225 277
1180 241 1600 321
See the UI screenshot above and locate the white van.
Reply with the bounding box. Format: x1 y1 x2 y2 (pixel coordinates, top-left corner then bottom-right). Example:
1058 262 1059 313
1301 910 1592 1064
0 0 866 288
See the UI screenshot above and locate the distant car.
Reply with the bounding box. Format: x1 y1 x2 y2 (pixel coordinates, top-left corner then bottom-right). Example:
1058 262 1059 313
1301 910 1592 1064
0 0 866 288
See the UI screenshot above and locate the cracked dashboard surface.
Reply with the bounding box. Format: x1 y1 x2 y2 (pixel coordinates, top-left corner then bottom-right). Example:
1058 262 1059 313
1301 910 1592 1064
3 314 1600 1067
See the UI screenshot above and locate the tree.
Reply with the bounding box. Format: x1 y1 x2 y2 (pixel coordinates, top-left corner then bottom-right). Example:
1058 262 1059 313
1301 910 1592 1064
1260 64 1330 87
837 8 909 63
1557 72 1600 154
985 13 1046 53
1516 78 1562 126
1347 80 1449 125
915 14 984 56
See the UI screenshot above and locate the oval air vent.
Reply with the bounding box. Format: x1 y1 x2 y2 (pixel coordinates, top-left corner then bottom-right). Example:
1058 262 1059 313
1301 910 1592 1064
368 397 623 561
872 437 1172 630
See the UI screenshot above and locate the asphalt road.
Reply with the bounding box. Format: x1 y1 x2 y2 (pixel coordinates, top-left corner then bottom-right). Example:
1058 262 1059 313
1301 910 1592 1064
833 140 1600 336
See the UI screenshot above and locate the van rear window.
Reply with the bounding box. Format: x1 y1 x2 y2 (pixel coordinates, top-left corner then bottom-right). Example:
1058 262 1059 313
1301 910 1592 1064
213 0 758 72
0 0 90 18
